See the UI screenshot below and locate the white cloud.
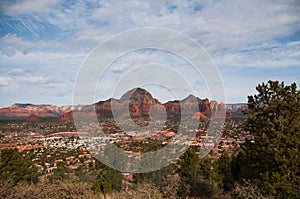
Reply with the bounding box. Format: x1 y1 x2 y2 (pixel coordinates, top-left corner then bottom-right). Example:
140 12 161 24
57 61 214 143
214 40 300 68
0 33 69 55
82 0 300 70
0 77 11 87
8 68 26 75
110 63 129 73
20 76 59 85
0 50 85 70
0 0 299 105
2 0 61 16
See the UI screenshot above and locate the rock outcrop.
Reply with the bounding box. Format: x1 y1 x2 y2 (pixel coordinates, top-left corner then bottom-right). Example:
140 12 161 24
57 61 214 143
26 114 40 121
0 88 245 120
72 88 233 120
60 111 74 121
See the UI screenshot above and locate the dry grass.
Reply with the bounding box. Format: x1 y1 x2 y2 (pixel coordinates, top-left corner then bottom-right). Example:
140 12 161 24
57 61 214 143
111 182 163 199
0 180 97 199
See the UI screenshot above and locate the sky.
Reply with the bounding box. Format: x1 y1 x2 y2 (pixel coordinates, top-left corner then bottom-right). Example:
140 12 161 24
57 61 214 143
0 0 299 107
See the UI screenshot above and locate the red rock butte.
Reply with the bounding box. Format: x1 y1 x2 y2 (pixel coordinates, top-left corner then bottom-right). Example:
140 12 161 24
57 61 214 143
0 88 245 121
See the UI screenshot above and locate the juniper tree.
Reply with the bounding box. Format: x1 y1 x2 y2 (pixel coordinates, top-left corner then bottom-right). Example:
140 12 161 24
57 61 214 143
234 80 300 198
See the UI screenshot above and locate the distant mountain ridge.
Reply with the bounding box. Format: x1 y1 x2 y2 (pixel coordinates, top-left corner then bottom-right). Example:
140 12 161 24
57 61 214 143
0 104 83 120
0 88 247 120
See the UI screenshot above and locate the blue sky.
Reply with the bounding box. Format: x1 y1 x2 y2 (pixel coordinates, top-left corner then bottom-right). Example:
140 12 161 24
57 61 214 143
0 0 299 107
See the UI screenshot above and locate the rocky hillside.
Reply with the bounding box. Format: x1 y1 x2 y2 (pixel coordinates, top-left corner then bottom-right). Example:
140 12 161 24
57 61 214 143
0 88 246 120
71 88 240 120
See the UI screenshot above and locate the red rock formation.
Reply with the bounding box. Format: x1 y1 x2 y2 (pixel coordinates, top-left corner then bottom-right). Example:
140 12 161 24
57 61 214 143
149 104 166 119
128 88 159 117
192 112 208 120
96 88 160 119
225 111 233 119
210 100 218 113
0 88 245 120
26 114 39 121
0 104 82 119
60 111 74 121
129 104 141 118
165 101 181 119
218 102 225 112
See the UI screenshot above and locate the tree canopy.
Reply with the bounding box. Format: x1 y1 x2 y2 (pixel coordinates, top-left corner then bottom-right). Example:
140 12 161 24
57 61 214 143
0 149 38 185
234 80 300 198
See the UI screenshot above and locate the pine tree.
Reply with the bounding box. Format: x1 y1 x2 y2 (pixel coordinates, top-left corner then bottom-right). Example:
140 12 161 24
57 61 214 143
178 148 199 177
234 80 300 198
217 153 234 191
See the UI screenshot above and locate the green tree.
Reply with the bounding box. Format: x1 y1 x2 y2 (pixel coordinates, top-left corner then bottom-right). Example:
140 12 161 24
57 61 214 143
217 153 234 191
178 148 199 177
0 149 38 185
177 148 224 198
234 80 300 198
133 164 177 184
199 157 223 190
97 165 123 191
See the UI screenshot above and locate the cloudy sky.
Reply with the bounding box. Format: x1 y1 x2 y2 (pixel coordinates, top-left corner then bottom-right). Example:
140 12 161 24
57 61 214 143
0 0 299 107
